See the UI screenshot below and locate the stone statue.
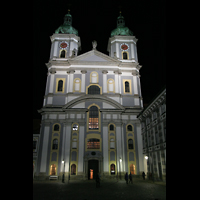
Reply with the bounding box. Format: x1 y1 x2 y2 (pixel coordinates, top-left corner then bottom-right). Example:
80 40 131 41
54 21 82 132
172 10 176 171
92 40 97 50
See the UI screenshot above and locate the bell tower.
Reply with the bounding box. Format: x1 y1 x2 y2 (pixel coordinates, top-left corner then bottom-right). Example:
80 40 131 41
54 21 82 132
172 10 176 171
49 10 81 60
107 12 138 63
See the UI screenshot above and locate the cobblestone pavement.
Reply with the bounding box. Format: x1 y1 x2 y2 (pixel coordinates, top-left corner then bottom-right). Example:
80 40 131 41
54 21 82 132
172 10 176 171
33 178 166 200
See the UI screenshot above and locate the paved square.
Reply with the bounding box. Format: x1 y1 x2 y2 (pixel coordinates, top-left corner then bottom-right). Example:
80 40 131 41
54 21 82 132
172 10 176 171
33 178 166 200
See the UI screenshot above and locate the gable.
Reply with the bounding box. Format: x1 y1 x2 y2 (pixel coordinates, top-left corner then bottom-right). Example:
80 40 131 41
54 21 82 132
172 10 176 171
81 54 107 62
72 50 119 64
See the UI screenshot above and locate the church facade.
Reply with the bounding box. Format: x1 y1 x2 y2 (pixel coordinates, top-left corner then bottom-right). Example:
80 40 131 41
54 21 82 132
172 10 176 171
35 11 145 180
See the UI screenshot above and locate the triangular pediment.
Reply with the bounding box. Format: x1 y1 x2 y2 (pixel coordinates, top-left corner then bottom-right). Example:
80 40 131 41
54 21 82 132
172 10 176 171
71 50 119 63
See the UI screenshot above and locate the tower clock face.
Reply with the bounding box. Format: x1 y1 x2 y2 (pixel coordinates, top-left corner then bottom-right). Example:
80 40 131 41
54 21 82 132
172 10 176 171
59 41 69 49
120 43 129 51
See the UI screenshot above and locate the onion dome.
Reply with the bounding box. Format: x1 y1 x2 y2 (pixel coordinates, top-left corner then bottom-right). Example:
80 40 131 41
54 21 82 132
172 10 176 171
111 12 133 37
55 10 78 36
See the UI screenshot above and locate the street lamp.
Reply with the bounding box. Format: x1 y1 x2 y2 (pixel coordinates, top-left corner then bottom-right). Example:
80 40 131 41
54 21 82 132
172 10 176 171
119 158 122 180
62 159 65 183
145 156 148 160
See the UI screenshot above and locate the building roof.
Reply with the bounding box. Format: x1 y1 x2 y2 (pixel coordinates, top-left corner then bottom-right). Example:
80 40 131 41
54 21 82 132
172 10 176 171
138 86 166 119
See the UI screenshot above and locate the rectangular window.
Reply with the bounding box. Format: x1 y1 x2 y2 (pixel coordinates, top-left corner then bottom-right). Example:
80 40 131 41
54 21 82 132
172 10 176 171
89 118 99 129
87 139 100 149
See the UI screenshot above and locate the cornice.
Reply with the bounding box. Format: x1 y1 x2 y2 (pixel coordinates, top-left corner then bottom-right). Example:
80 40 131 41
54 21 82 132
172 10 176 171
138 88 166 119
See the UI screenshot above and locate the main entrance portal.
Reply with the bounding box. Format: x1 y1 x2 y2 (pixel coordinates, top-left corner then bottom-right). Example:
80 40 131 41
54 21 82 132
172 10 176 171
88 160 99 180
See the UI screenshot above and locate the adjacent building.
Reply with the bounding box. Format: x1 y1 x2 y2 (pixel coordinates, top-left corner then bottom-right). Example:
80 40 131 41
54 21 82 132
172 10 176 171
138 87 166 181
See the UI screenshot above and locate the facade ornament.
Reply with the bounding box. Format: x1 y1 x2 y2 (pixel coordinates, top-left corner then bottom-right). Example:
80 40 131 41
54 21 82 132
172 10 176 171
92 40 97 50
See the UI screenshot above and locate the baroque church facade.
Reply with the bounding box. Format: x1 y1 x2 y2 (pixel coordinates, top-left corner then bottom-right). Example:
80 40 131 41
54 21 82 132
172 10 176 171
35 11 145 180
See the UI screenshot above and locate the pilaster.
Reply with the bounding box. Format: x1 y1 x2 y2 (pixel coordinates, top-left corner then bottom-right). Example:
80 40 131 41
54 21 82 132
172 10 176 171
81 70 87 93
103 125 109 173
39 123 50 174
102 70 108 94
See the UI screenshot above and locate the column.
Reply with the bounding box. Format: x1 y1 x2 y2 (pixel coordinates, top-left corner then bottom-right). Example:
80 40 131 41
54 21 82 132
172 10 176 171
138 75 144 108
136 122 144 175
121 123 125 173
116 42 120 58
78 125 85 174
40 123 50 174
102 70 108 94
68 70 75 93
64 122 72 174
81 70 87 93
118 73 123 104
132 73 140 106
49 70 56 93
53 41 58 58
114 71 119 94
132 73 139 95
131 43 135 61
103 124 109 175
116 123 122 171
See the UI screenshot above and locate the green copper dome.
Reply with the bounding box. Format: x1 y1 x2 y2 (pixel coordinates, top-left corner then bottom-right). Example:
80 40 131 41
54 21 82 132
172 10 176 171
55 10 78 36
111 12 133 37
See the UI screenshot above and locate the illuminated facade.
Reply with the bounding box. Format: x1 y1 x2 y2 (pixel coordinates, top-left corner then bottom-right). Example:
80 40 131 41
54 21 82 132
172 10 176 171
35 11 145 180
138 88 166 181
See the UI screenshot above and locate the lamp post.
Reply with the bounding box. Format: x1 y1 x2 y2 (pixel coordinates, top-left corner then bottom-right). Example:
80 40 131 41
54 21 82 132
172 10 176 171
62 159 65 183
119 158 122 180
145 156 148 179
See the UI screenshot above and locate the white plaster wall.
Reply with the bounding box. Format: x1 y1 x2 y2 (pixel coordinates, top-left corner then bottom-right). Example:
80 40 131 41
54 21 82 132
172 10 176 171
40 126 50 173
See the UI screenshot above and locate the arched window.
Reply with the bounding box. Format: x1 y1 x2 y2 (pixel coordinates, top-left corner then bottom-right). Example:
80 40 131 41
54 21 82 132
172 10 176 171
90 72 98 83
58 80 63 92
111 164 116 175
110 125 114 131
123 52 128 60
89 106 99 130
50 164 56 175
54 124 60 131
60 50 66 58
74 78 81 92
71 164 76 175
130 164 135 175
88 85 101 95
52 139 58 150
127 125 133 132
108 79 115 93
125 81 130 93
73 124 79 131
128 139 134 149
87 139 100 149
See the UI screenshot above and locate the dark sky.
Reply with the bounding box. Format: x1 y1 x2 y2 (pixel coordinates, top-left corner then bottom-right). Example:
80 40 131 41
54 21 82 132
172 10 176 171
33 0 166 119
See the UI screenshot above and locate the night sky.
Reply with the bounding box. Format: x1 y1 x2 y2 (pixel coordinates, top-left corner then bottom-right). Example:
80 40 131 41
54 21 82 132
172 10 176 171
33 0 166 119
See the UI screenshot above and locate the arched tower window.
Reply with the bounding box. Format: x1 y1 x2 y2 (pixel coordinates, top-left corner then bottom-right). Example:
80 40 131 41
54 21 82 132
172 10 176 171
58 80 63 92
60 50 66 58
125 81 130 93
123 52 128 60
